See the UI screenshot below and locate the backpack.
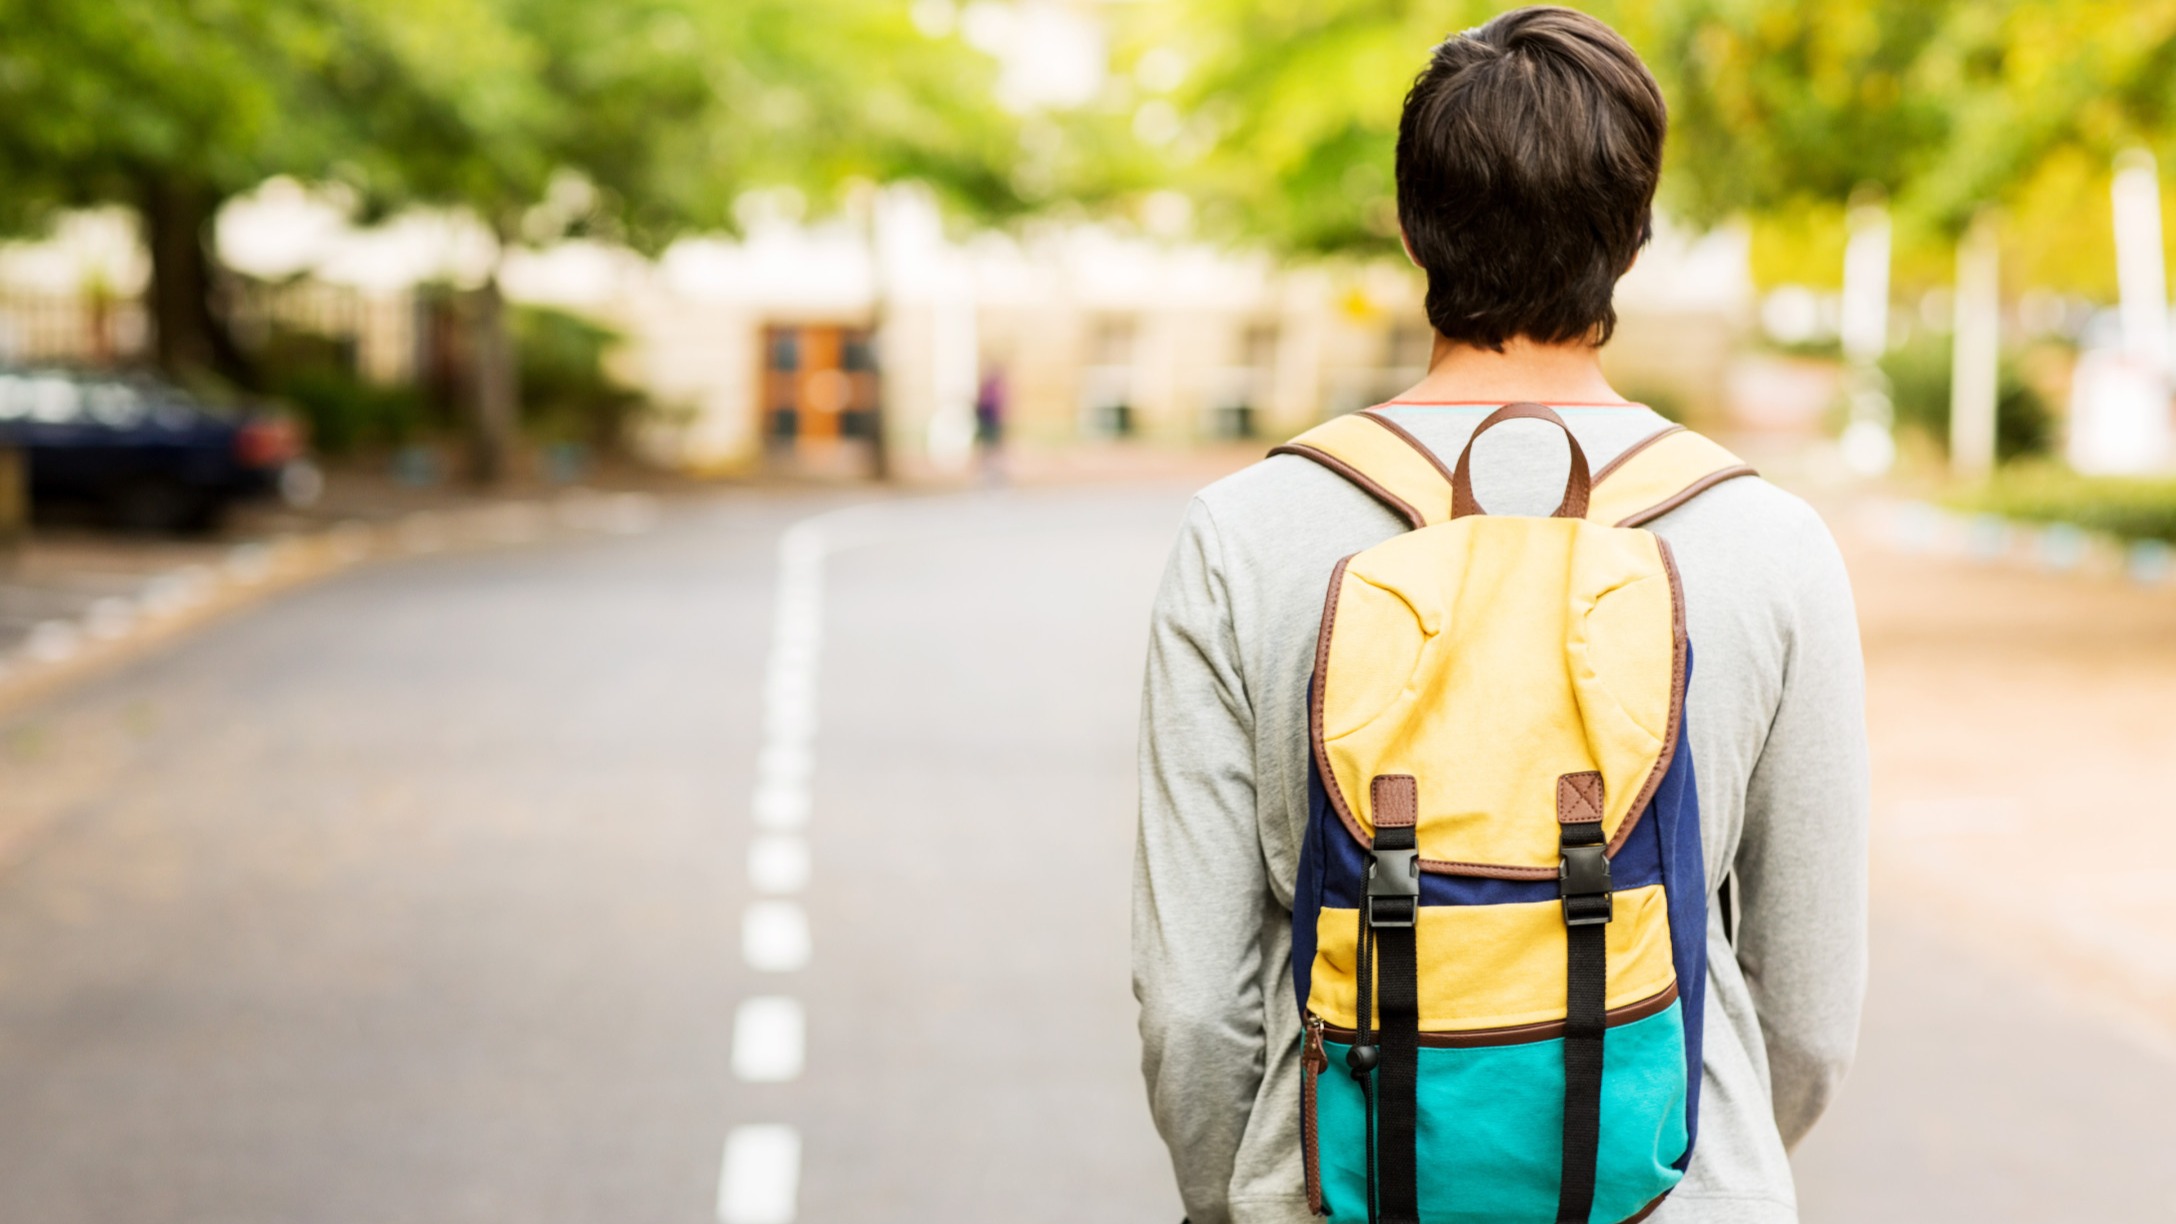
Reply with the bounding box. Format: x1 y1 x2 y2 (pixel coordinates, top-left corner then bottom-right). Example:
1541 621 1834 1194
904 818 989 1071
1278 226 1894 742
1273 404 1756 1224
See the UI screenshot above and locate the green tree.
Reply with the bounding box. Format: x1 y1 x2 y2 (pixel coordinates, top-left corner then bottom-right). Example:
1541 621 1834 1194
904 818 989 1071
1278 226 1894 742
1659 0 2176 246
1111 1 1684 254
1119 1 2176 264
0 0 1021 481
0 0 362 379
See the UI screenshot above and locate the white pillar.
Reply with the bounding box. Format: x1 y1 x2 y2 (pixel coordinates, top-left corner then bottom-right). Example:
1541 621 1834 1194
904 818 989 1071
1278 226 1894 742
924 288 979 471
1837 197 1897 476
1950 214 2001 479
2069 150 2174 474
2114 148 2169 371
1839 200 1892 366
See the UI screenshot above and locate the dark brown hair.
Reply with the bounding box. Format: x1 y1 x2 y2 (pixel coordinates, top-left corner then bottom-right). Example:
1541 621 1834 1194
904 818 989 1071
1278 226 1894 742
1395 7 1666 350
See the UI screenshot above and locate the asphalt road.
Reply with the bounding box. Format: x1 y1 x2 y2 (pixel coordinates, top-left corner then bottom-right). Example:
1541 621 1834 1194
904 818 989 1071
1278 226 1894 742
0 481 2168 1221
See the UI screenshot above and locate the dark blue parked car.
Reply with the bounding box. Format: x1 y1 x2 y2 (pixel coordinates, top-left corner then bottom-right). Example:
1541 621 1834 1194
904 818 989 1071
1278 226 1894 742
0 368 310 533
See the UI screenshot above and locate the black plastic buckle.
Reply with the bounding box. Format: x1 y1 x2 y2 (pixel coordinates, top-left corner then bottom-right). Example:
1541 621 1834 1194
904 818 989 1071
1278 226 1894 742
1365 848 1420 928
1559 843 1613 927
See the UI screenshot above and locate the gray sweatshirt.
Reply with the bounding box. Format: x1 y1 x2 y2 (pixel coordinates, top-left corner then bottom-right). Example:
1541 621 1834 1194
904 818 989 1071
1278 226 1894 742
1133 405 1868 1224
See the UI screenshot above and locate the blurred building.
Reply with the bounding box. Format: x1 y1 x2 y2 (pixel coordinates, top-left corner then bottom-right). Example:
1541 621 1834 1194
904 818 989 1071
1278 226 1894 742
0 187 1756 477
617 188 1443 475
611 192 1757 474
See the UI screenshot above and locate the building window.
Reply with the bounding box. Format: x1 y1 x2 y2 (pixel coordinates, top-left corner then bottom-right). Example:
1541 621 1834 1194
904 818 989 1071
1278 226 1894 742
768 332 800 372
1080 316 1138 439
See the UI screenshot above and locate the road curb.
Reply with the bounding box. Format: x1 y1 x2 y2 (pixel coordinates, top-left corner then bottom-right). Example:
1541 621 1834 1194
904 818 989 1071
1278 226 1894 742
0 490 661 722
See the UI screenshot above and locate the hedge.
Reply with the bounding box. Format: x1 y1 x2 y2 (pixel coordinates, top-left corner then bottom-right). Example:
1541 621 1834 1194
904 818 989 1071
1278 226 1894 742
1946 466 2176 543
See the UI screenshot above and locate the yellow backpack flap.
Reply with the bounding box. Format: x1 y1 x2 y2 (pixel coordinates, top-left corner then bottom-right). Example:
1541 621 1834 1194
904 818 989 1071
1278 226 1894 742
1270 408 1755 529
1306 403 1687 903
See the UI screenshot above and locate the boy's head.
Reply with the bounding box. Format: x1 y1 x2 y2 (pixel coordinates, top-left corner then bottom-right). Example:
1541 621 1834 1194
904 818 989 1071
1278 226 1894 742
1396 6 1665 351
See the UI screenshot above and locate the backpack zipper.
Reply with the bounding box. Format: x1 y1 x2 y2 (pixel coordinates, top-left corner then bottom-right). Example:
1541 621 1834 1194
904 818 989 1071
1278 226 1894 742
1302 1013 1327 1214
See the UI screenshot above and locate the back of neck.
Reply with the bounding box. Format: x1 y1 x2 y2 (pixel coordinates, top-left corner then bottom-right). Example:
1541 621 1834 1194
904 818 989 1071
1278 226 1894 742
1392 333 1632 407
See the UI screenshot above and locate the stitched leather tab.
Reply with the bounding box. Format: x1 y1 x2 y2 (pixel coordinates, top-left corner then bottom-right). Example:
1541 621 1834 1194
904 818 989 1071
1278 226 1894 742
1371 774 1418 829
1557 772 1604 825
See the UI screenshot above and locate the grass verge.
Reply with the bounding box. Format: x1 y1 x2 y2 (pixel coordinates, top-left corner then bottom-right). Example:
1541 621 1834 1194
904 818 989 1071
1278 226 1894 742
1945 466 2176 543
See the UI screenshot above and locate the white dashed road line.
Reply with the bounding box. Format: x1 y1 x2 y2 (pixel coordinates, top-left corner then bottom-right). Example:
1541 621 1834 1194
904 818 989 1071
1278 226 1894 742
731 997 807 1083
747 835 811 894
720 513 837 1223
741 900 813 973
717 1124 803 1224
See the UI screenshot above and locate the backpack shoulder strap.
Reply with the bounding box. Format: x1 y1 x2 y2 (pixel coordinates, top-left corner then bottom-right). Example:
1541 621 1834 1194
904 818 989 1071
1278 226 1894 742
1268 410 1456 529
1271 411 1757 530
1584 424 1759 527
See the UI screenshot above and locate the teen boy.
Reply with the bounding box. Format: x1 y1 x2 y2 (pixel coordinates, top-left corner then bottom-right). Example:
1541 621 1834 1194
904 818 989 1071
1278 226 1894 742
1133 9 1868 1222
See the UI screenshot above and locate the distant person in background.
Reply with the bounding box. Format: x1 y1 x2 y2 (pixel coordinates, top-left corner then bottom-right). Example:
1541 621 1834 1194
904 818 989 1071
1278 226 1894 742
1133 8 1868 1224
975 365 1008 483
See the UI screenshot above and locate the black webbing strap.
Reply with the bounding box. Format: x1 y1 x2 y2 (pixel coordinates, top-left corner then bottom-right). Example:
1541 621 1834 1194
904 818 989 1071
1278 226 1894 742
1367 816 1420 1224
1357 775 1427 1224
1557 818 1613 1224
1350 894 1379 1221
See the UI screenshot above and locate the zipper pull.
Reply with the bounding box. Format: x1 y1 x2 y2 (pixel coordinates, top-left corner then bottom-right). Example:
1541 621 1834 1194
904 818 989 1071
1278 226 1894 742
1303 1014 1327 1074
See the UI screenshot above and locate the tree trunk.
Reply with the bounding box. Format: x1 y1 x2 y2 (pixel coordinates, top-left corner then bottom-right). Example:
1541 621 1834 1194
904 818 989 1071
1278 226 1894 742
0 445 27 558
139 175 253 386
867 311 891 482
465 272 520 485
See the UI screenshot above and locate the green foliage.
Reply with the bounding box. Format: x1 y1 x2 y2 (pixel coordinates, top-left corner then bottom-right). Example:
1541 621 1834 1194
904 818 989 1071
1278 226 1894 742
289 0 1027 246
257 309 636 456
1948 466 2176 543
256 330 427 457
514 307 640 450
1879 330 2054 463
1661 0 2176 273
1112 0 1538 254
0 0 349 223
1658 2 1958 228
0 0 1023 238
0 0 1026 472
1120 0 2176 270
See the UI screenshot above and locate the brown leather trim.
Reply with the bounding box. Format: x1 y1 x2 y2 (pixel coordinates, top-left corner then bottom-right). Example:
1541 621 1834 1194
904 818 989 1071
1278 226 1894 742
1310 554 1369 848
1590 423 1686 484
1354 409 1458 486
1612 464 1759 528
1419 857 1558 881
1557 771 1605 824
1269 443 1428 530
1371 775 1417 828
1321 981 1679 1050
1450 402 1592 520
1623 1189 1673 1223
1607 537 1689 858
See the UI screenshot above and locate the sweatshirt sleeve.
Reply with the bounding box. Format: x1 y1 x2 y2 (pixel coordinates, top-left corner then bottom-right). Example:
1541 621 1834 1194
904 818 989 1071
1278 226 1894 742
1134 497 1268 1224
1734 511 1871 1149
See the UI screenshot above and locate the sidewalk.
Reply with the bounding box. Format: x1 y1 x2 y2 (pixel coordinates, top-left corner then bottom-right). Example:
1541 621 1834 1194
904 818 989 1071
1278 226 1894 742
1788 488 2176 1218
1795 905 2176 1221
1839 503 2176 1039
0 467 667 716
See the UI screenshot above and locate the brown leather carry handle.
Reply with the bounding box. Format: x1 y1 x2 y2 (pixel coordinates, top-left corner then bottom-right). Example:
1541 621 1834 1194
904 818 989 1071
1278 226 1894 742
1449 402 1592 520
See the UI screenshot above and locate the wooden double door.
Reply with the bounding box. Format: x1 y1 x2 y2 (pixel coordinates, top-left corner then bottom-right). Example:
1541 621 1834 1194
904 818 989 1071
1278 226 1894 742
762 325 880 457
